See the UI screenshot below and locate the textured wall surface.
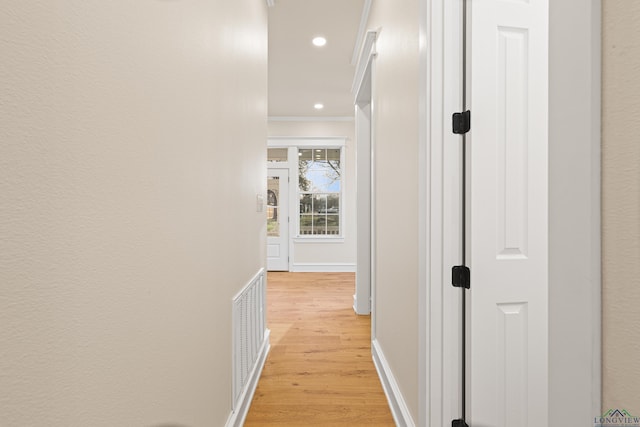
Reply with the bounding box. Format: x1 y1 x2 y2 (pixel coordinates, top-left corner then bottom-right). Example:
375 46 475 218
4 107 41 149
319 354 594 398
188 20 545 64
0 1 267 426
602 0 640 412
366 0 420 420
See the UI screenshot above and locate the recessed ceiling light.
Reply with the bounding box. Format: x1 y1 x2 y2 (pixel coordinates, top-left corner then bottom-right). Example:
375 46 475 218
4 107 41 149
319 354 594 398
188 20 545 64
314 103 324 110
312 36 327 47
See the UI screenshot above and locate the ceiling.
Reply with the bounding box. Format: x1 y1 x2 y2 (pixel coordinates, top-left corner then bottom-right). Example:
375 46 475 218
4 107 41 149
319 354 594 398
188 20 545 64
268 0 366 118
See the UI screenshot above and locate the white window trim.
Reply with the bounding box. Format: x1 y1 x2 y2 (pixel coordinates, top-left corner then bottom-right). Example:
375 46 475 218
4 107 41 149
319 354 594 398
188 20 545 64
268 136 347 147
267 137 347 241
292 237 345 244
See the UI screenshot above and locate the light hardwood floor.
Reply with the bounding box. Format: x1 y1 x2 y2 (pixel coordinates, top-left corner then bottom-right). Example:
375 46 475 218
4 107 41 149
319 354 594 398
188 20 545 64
244 272 395 426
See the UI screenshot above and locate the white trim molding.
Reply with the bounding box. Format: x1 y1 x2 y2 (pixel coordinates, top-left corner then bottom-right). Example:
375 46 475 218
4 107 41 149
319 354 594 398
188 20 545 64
226 330 270 427
350 0 374 65
266 0 275 7
267 136 347 147
372 339 416 427
293 237 345 244
352 31 378 97
268 116 354 122
418 0 465 425
291 263 356 273
353 25 377 321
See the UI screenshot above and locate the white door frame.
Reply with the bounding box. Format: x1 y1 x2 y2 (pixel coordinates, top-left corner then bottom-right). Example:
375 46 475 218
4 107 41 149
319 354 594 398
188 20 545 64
353 31 377 326
418 0 465 424
418 0 601 426
354 31 377 318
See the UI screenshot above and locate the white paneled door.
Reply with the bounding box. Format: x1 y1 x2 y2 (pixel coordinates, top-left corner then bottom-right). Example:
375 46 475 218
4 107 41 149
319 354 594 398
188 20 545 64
469 0 548 425
267 169 289 271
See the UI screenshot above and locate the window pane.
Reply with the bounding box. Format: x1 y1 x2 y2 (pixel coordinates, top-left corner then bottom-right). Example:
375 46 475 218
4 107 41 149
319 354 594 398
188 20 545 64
300 214 313 235
314 194 327 213
267 207 279 237
327 148 340 161
267 176 280 237
326 194 339 212
300 194 313 213
297 147 342 237
299 149 312 161
267 177 279 206
267 148 288 162
312 215 327 235
299 157 341 193
313 149 327 161
326 214 339 235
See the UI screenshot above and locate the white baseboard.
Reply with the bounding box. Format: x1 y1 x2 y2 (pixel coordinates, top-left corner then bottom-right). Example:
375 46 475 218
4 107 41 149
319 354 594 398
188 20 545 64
371 339 416 427
225 330 270 427
290 262 356 273
353 294 371 315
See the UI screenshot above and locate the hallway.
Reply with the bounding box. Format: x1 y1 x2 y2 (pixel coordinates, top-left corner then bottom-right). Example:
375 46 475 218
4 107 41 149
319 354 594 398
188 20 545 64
0 1 621 425
244 272 394 426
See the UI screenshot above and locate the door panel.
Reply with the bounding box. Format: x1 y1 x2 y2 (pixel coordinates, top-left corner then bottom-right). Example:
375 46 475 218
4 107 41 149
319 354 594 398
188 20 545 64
267 169 289 271
469 0 548 425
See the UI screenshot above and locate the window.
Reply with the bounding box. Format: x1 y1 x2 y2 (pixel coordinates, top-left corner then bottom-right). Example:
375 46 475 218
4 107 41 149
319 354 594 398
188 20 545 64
267 148 288 162
298 148 341 236
266 181 279 237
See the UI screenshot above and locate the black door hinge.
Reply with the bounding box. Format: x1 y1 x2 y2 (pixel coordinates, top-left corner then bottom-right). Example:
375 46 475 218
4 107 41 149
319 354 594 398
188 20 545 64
452 110 471 134
452 265 470 289
452 419 469 427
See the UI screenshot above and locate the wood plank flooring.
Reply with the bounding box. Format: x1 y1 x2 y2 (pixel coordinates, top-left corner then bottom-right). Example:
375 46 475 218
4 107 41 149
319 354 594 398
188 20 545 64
244 272 395 426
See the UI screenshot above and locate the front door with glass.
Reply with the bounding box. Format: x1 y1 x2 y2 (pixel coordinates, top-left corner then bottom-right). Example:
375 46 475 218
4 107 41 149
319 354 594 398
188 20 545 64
267 168 289 271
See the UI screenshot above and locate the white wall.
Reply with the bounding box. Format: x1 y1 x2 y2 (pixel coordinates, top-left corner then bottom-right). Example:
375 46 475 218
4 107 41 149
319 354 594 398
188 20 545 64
0 2 267 426
268 120 357 271
365 0 420 421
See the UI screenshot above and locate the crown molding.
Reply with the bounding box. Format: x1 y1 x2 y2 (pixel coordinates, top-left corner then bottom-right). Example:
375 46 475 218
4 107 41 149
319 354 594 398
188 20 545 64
268 116 354 122
352 30 377 96
351 0 374 65
266 0 275 7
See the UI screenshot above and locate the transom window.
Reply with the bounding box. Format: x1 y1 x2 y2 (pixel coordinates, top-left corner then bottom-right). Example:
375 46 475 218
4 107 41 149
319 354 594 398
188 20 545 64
298 148 341 236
